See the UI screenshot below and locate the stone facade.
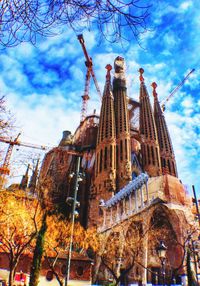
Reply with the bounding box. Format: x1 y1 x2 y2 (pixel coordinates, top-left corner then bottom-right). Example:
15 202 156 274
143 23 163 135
36 57 197 285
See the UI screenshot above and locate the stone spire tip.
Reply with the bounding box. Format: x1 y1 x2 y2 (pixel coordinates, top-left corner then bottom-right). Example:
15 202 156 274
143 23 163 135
105 64 112 80
139 68 144 83
151 82 158 98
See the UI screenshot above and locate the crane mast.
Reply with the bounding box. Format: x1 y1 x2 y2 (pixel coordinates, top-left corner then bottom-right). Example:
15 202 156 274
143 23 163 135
161 69 195 111
0 133 21 175
77 34 101 122
0 135 49 176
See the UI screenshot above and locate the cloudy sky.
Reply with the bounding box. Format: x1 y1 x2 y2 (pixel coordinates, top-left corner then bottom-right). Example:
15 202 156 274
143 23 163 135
0 0 199 195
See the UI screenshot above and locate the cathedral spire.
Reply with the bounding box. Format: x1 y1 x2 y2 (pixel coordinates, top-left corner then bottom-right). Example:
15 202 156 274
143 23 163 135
152 82 178 177
139 69 161 177
20 163 30 190
29 158 40 194
113 56 132 189
90 64 116 226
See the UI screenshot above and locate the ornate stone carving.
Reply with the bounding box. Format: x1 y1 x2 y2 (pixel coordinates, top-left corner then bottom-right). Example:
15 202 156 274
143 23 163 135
125 161 132 179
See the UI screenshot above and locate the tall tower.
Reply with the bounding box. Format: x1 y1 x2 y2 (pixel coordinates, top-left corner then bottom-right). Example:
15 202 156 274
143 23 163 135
152 82 178 177
139 68 161 177
113 56 132 189
89 65 116 225
20 164 30 190
29 158 39 194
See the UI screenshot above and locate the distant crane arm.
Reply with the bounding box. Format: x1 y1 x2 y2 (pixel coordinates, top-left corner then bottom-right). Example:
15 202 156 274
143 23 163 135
77 34 92 65
161 69 195 111
0 136 49 150
91 69 102 99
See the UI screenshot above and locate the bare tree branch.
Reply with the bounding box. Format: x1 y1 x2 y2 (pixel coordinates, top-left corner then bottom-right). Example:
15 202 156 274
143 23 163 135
0 0 152 47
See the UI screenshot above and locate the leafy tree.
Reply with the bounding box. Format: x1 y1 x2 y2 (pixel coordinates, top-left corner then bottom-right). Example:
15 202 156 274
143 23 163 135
0 0 151 47
97 222 146 286
28 177 99 286
43 215 99 286
29 212 47 286
0 190 42 286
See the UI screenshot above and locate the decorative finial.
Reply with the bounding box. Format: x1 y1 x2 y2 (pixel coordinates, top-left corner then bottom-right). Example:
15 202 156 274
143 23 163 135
151 82 158 98
106 64 112 81
139 68 144 83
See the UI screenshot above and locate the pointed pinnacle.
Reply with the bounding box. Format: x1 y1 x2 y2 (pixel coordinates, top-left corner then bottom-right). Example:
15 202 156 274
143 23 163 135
151 82 158 98
139 68 144 83
105 64 112 80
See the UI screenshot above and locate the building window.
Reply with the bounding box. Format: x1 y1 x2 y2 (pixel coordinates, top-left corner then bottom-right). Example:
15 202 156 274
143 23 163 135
100 149 103 173
147 145 150 164
163 158 166 167
120 140 123 161
156 147 159 166
142 145 145 166
61 264 67 275
168 159 171 173
151 146 155 165
116 145 118 166
77 266 84 277
46 270 54 281
104 147 107 170
172 161 176 175
125 139 128 160
97 153 99 174
110 145 113 167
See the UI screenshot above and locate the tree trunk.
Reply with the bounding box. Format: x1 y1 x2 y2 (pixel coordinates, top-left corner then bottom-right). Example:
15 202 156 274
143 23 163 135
54 271 64 286
8 261 17 286
8 267 14 286
46 256 64 286
29 213 47 286
186 248 198 286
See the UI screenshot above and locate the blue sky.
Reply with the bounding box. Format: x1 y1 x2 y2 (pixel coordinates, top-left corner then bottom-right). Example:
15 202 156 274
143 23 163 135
0 0 199 196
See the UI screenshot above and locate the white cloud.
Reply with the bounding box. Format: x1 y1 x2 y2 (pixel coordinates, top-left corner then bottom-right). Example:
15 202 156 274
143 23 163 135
163 32 177 47
179 1 193 11
6 93 80 151
181 96 193 108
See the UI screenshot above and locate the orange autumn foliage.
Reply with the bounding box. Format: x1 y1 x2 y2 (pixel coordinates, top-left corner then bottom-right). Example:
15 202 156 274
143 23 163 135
44 215 99 256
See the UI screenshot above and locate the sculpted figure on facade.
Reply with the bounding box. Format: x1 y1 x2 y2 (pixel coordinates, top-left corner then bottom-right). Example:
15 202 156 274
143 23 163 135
108 169 116 190
125 161 132 180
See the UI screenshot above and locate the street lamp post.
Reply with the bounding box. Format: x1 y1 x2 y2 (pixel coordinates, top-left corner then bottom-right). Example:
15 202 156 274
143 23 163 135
65 155 82 286
157 241 167 286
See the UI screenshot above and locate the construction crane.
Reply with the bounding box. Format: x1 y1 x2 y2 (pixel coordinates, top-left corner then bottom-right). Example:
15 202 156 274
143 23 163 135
77 34 102 122
161 69 195 111
0 134 49 176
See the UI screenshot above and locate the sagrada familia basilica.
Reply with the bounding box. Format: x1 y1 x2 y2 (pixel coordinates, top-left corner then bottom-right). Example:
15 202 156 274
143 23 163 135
36 56 198 285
